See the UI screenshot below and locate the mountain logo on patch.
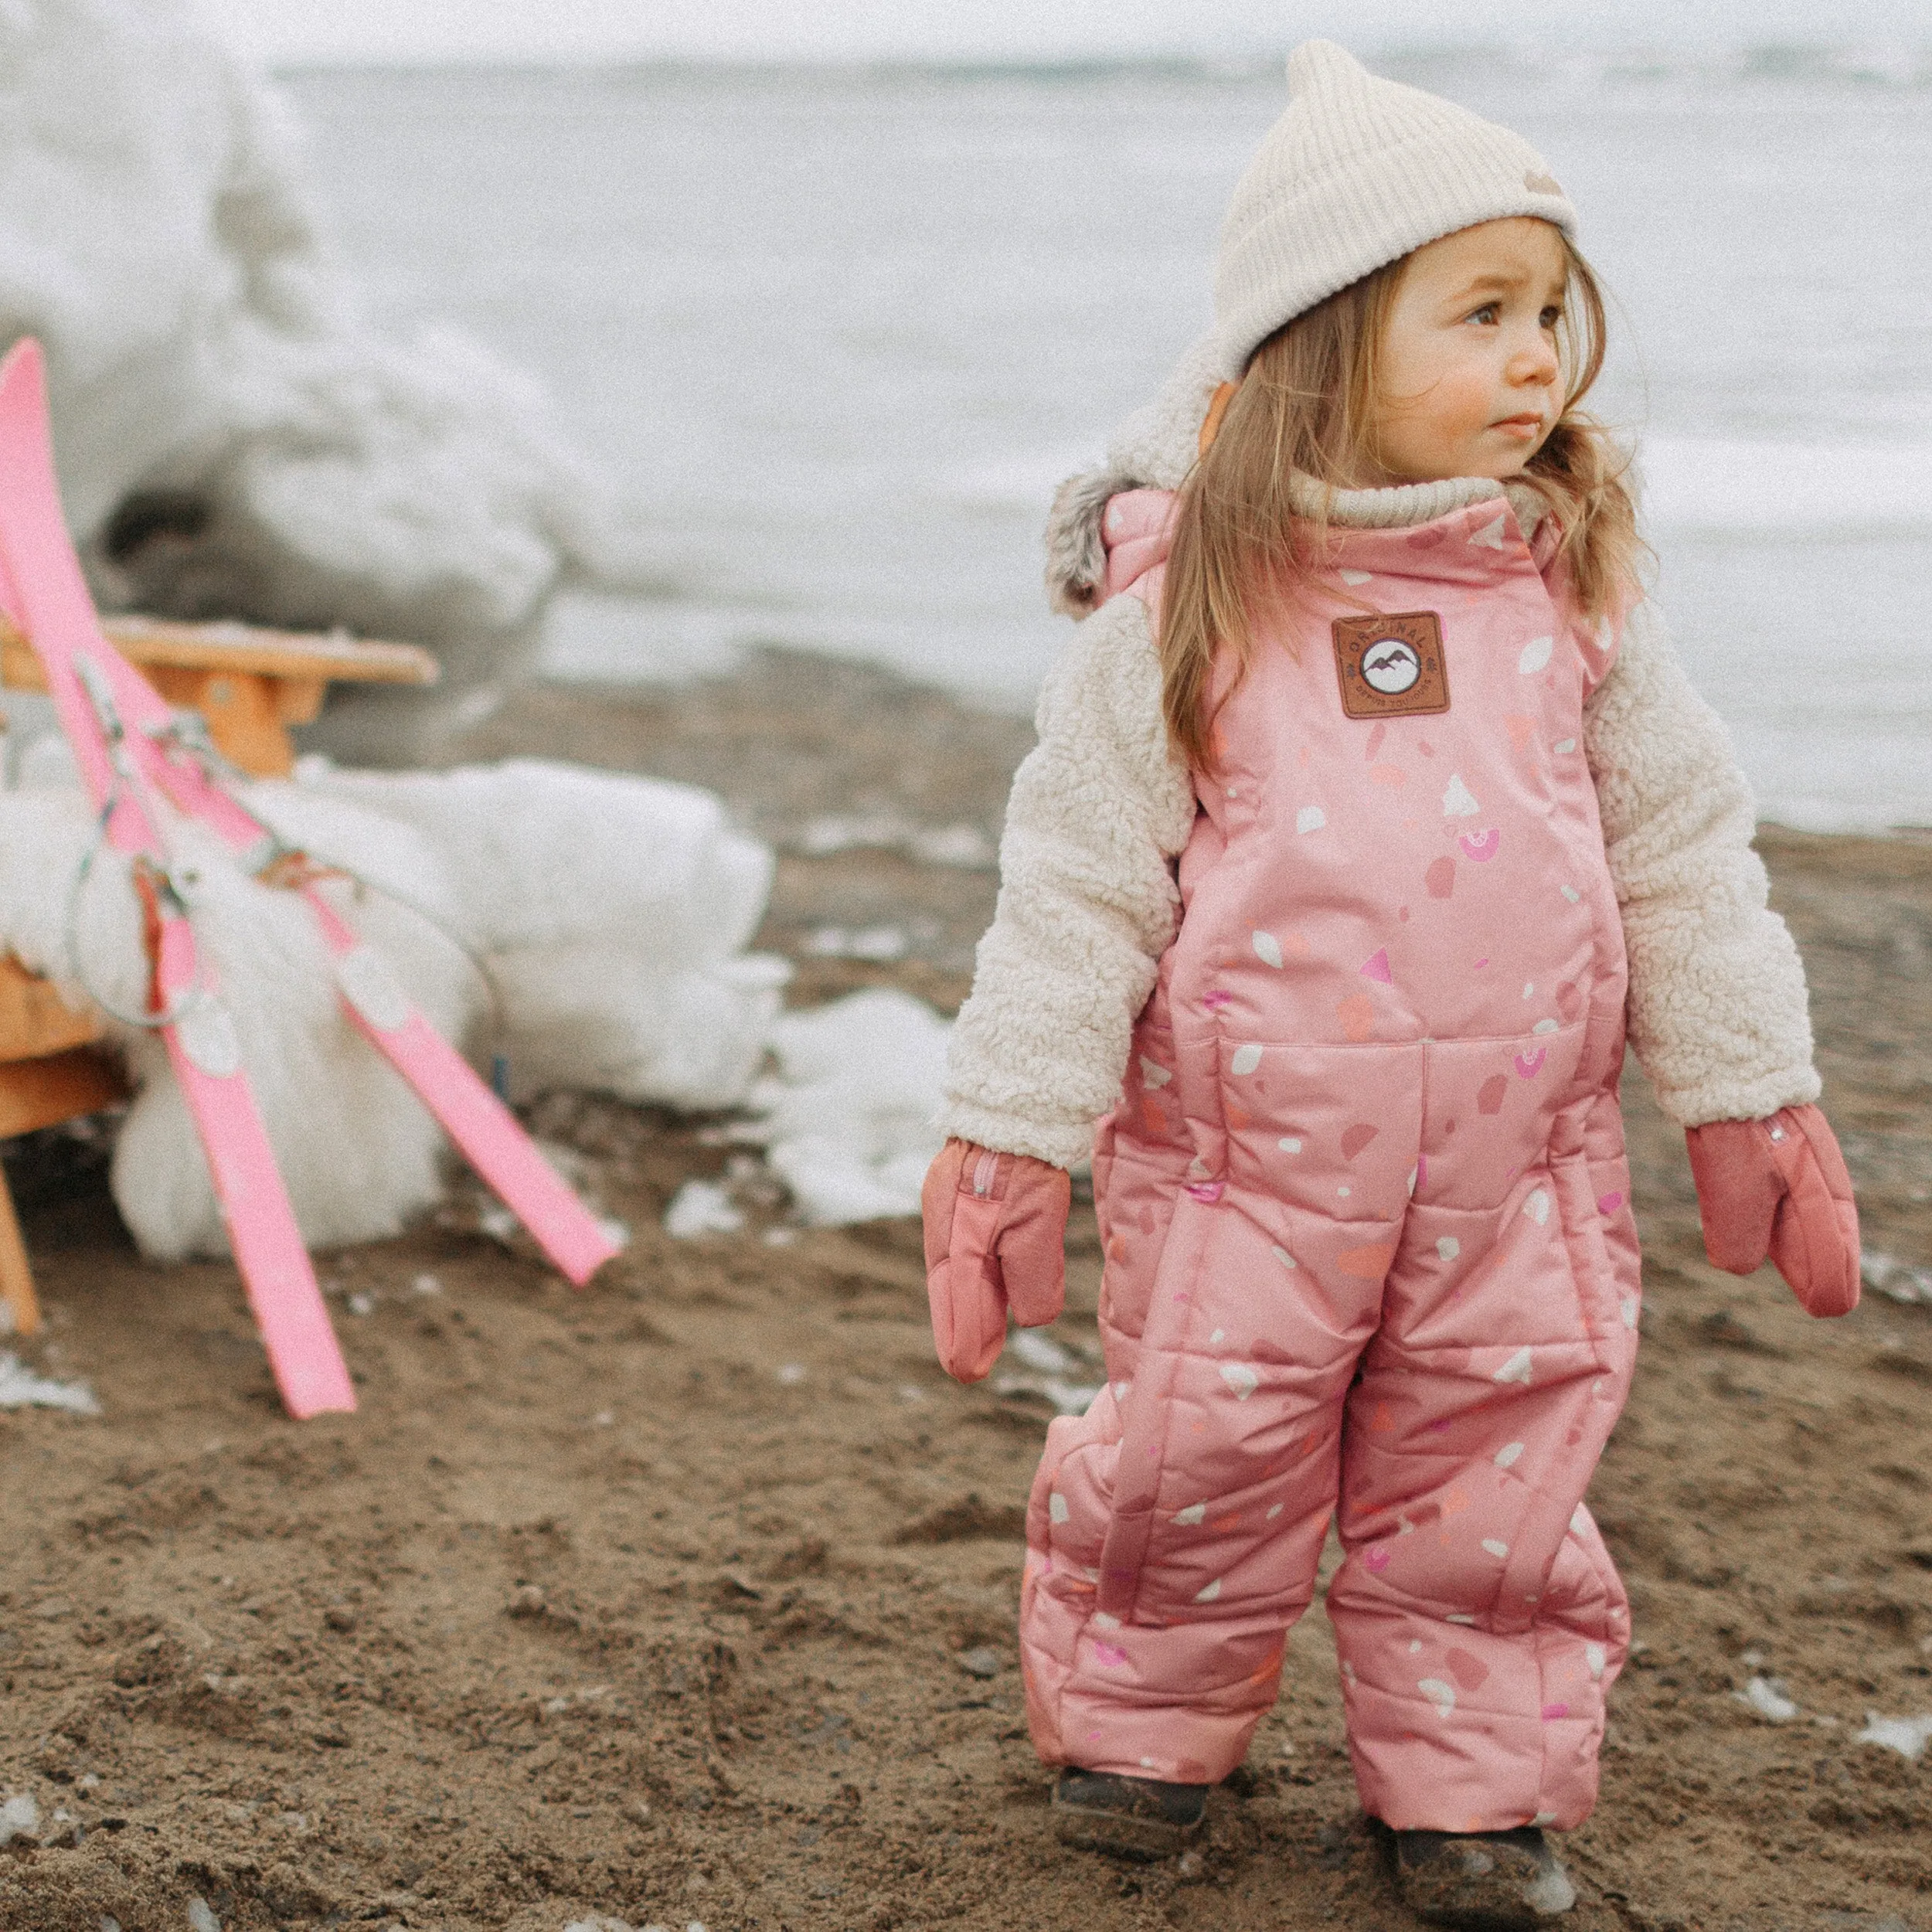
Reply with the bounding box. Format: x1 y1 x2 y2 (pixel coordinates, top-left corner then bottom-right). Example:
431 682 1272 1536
1332 611 1451 719
1361 639 1422 695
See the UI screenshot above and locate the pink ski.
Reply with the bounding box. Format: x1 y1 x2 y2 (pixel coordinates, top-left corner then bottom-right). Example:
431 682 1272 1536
80 657 620 1286
0 342 354 1418
0 340 618 1295
128 750 618 1283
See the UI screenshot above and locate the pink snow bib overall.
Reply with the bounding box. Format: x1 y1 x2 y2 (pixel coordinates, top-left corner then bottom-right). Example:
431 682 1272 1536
1019 495 1641 1835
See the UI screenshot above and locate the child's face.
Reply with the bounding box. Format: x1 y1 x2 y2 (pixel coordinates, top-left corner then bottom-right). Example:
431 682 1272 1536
1359 217 1570 487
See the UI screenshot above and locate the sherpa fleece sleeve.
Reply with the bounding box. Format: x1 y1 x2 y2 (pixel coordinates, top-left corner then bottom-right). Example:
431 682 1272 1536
1585 599 1821 1126
939 594 1198 1167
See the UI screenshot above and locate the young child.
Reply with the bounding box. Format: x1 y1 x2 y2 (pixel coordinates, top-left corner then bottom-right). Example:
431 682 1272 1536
921 42 1861 1928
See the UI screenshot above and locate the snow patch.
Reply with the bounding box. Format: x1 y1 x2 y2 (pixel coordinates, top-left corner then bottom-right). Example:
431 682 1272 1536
735 988 950 1225
993 1372 1100 1417
663 1181 744 1240
0 1353 99 1415
790 813 995 870
1862 1251 1932 1304
1736 1675 1798 1723
1009 1329 1073 1374
1856 1712 1932 1760
803 925 908 963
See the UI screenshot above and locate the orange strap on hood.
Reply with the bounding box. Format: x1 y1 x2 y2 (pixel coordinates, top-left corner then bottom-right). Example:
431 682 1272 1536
1199 381 1238 458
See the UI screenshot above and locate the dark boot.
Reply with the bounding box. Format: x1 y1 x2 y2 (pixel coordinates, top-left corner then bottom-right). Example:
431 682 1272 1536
1391 1825 1577 1926
1050 1768 1207 1860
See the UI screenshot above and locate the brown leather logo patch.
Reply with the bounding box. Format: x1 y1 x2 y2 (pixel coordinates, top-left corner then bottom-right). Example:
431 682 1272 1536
1332 611 1451 719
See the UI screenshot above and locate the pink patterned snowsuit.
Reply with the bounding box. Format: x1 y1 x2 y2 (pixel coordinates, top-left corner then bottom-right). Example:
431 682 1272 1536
1019 493 1641 1835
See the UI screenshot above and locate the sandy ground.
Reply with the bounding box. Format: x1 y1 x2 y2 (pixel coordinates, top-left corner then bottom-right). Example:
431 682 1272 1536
0 652 1927 1932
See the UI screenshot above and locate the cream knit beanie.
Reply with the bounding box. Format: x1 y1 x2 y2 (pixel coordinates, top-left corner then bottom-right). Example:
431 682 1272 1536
1214 41 1577 378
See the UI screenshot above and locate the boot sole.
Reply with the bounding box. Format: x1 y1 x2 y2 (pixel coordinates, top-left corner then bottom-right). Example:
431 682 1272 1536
1397 1846 1577 1927
1050 1791 1202 1862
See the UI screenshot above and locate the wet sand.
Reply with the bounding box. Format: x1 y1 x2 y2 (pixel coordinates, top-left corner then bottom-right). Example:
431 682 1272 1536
0 652 1927 1931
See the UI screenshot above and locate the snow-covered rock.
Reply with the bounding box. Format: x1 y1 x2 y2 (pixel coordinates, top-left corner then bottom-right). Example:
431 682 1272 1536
0 0 619 759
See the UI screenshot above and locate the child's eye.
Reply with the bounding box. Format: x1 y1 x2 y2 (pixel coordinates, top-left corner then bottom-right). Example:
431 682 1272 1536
1540 305 1564 330
1467 303 1499 325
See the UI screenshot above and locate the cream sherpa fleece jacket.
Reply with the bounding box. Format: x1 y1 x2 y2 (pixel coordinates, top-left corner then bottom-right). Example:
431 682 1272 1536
942 338 1819 1168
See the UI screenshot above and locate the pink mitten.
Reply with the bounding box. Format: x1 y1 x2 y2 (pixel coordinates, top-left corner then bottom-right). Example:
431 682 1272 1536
1100 489 1179 603
1685 1104 1861 1317
920 1139 1070 1382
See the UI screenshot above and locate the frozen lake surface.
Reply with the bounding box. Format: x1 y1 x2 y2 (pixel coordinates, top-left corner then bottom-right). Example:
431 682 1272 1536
285 52 1932 830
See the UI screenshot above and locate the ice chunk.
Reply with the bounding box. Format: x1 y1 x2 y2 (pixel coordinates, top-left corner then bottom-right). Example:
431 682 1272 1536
1855 1712 1932 1760
1009 1329 1073 1374
803 925 909 963
663 1181 744 1240
736 988 950 1225
0 1794 38 1844
1736 1675 1798 1722
993 1374 1100 1417
792 814 995 870
1862 1251 1932 1304
0 1353 99 1416
0 3 625 748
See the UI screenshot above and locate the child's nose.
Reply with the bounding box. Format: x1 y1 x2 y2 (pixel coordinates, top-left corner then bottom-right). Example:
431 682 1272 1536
1511 328 1561 385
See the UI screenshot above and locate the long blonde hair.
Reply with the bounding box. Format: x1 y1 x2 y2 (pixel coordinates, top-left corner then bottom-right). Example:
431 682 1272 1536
1159 238 1643 771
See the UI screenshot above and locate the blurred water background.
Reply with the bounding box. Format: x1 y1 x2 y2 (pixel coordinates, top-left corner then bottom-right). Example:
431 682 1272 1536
283 49 1932 831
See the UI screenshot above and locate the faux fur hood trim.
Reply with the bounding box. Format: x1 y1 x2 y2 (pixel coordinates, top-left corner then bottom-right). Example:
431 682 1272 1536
1045 465 1135 617
1043 335 1223 614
